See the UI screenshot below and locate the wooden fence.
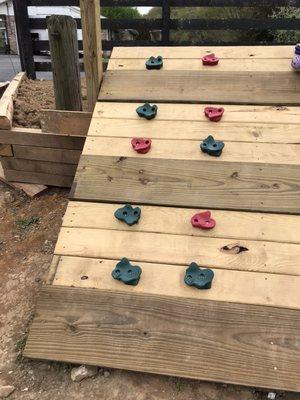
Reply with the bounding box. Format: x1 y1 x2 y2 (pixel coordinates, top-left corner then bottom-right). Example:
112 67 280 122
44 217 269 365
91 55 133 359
13 0 300 79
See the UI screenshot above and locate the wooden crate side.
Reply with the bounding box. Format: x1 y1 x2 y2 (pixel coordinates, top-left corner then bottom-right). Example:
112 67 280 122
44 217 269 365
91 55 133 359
0 144 13 156
99 70 300 105
63 202 300 244
54 227 300 276
0 72 25 130
1 158 77 176
53 256 300 310
0 128 85 150
40 110 92 136
24 286 300 392
13 145 81 164
4 169 73 187
72 155 300 214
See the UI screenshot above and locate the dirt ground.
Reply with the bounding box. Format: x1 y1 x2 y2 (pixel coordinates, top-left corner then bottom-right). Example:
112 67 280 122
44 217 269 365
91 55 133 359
0 183 299 400
13 78 87 129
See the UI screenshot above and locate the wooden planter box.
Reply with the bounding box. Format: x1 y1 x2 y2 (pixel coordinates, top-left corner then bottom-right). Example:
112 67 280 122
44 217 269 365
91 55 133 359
0 73 91 188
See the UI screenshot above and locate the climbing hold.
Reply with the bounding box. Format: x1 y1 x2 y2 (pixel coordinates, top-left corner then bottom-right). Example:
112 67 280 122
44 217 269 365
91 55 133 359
204 106 224 122
184 262 214 289
131 138 152 154
191 211 216 230
112 257 142 286
200 135 224 157
202 53 219 66
136 103 158 120
114 204 141 226
291 44 300 71
146 56 163 70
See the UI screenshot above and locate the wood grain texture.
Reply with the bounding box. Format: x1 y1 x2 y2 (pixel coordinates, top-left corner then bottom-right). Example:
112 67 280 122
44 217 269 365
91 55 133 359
13 145 81 164
4 169 73 187
83 136 300 165
1 158 77 176
99 70 300 105
54 227 300 276
108 58 291 72
0 144 13 156
64 202 300 244
0 128 85 150
40 109 91 136
0 72 25 130
88 118 300 144
111 46 294 60
72 155 300 213
24 286 300 391
53 256 300 310
94 102 300 124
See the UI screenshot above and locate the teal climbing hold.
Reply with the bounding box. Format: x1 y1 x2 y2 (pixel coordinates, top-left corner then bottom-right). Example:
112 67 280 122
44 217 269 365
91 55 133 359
112 258 142 286
184 262 214 289
136 103 158 120
114 204 141 226
146 56 163 70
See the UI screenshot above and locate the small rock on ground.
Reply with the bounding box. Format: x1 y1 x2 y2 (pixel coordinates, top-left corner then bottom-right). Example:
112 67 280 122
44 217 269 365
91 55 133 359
0 385 16 398
70 365 98 382
103 370 110 378
268 393 276 400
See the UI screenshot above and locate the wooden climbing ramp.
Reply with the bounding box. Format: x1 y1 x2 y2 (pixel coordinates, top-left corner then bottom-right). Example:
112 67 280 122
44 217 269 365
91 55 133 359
24 46 300 392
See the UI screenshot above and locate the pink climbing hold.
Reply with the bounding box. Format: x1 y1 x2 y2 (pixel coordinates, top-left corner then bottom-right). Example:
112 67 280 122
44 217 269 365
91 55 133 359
191 211 216 230
204 106 224 122
131 137 152 154
202 53 219 66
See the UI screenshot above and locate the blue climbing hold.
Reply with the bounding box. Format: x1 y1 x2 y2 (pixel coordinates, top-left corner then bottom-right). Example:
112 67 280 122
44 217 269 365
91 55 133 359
136 103 158 120
112 258 142 286
200 135 225 157
146 56 163 70
114 204 141 226
184 262 214 289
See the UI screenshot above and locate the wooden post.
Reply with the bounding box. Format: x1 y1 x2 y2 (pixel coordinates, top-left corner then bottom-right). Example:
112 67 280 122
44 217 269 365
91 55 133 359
80 0 103 111
161 0 170 44
47 15 82 111
12 0 36 79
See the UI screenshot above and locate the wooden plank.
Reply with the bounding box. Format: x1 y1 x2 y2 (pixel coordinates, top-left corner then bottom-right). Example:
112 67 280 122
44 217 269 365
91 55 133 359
12 145 81 164
88 118 300 144
4 169 73 187
0 162 47 197
64 202 300 244
1 158 77 176
99 70 300 105
46 255 61 285
111 46 294 59
53 256 300 309
72 155 300 214
108 58 291 72
0 72 25 129
40 110 92 136
80 0 103 111
83 136 300 165
55 227 300 276
93 102 300 124
0 128 85 150
0 144 13 156
24 286 300 391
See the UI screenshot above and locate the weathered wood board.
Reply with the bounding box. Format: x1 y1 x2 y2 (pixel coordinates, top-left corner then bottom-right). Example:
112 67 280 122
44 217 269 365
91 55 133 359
24 286 300 391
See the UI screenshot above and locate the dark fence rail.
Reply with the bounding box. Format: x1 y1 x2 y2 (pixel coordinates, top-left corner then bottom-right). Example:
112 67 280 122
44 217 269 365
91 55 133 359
13 0 300 78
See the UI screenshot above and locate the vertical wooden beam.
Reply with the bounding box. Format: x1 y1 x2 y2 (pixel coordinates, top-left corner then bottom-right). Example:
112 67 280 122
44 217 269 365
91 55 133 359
80 0 103 111
161 0 170 45
12 0 36 79
47 15 82 111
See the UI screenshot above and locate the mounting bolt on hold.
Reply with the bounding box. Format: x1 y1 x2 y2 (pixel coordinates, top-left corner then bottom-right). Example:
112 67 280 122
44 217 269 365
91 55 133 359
131 138 152 154
184 262 214 289
191 211 216 230
204 107 224 122
114 204 141 226
202 53 219 66
146 56 163 70
112 257 142 286
200 135 225 157
136 103 158 120
291 44 300 71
